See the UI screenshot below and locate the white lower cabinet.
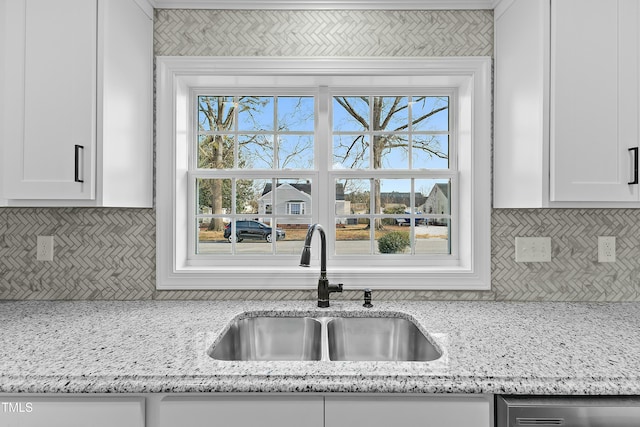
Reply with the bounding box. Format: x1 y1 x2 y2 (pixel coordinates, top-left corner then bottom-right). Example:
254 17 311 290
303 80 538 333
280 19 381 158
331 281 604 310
151 393 492 427
0 396 144 427
0 393 492 426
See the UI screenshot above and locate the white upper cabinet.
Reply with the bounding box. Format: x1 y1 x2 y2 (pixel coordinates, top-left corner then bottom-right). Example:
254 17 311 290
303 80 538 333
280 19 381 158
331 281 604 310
494 0 549 208
494 0 640 207
551 0 640 202
1 0 153 207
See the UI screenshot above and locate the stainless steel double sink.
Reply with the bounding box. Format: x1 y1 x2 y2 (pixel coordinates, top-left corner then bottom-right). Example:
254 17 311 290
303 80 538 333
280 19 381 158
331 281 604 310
208 314 442 362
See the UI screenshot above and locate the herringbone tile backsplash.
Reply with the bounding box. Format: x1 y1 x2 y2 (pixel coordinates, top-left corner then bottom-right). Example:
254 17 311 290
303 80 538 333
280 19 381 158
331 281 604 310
0 208 155 299
154 9 493 57
2 9 640 301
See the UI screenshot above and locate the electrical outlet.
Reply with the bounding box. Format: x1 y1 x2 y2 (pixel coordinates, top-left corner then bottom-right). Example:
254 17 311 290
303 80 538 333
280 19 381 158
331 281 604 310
598 236 616 263
515 237 552 262
36 236 54 261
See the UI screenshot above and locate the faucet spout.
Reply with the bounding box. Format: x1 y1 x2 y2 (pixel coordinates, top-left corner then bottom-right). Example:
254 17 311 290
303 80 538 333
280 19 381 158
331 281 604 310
299 224 343 308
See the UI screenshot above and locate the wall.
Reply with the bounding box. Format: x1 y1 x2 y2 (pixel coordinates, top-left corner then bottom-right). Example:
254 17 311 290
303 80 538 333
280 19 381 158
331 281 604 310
1 9 639 301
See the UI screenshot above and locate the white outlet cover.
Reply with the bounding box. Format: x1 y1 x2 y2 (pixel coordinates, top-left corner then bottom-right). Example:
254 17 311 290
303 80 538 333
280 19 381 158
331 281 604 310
598 236 616 263
37 236 54 261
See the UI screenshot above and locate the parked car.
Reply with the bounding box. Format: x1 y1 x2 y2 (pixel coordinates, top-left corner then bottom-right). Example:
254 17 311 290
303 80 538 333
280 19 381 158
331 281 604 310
395 212 426 226
224 220 285 243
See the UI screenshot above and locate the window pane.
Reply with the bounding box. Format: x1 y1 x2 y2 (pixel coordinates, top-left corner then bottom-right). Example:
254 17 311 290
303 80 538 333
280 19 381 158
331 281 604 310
412 135 449 169
238 178 265 215
196 177 233 254
275 219 309 255
333 135 369 169
377 179 412 214
278 135 314 169
375 228 411 255
232 219 276 255
373 134 409 169
278 96 315 132
412 96 449 131
333 96 369 132
198 96 234 132
335 218 371 255
197 221 232 254
288 203 303 215
338 179 371 215
373 96 408 131
239 135 274 169
417 179 450 215
198 135 234 169
414 217 450 255
238 96 274 131
197 178 232 216
260 179 312 217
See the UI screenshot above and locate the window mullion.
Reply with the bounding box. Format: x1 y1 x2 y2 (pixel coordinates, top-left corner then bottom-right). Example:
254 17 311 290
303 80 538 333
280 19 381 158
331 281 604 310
317 86 332 257
233 95 239 168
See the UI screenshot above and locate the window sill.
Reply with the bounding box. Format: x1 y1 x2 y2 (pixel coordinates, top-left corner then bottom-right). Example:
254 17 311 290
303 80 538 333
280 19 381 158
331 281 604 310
156 265 490 290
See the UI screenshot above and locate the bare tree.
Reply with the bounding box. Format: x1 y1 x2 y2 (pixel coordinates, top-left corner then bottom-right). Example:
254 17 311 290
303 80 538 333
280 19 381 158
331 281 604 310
334 96 448 229
198 96 314 231
198 96 265 231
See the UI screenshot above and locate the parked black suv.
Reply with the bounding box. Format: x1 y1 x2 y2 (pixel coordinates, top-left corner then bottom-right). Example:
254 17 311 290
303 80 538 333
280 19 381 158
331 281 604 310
224 220 286 243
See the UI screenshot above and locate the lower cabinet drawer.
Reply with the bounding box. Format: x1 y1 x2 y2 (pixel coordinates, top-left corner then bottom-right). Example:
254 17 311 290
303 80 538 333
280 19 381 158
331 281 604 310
158 395 324 427
0 396 144 427
325 395 492 427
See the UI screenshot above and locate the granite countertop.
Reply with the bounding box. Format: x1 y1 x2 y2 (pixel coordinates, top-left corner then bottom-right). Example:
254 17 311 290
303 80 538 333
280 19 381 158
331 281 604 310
0 300 638 394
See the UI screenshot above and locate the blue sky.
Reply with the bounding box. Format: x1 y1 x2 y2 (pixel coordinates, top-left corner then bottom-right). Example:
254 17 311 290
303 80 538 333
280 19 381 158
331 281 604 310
198 95 450 192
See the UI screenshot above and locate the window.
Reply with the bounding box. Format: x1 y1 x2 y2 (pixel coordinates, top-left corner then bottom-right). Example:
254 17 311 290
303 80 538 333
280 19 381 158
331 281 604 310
156 57 491 290
287 202 306 215
194 94 315 256
330 93 453 256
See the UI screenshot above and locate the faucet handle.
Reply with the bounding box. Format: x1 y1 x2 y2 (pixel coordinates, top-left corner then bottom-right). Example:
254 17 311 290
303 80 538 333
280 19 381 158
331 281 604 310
363 288 373 308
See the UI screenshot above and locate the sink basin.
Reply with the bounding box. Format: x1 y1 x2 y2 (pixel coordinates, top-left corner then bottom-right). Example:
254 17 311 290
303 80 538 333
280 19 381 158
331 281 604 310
209 316 322 361
327 317 441 361
209 313 442 362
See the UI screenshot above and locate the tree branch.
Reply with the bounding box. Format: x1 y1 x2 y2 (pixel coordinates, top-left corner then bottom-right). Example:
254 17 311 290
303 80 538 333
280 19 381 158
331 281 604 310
335 97 369 130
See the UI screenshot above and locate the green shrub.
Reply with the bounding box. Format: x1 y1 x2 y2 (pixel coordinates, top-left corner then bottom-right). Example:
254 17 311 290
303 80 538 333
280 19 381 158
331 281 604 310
378 231 410 254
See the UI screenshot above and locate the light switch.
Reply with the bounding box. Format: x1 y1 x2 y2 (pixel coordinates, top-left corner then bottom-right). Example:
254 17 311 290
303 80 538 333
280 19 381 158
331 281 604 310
515 237 551 262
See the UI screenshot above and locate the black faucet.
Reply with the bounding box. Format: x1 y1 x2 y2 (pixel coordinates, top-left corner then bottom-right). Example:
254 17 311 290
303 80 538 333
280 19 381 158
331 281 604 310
299 224 343 308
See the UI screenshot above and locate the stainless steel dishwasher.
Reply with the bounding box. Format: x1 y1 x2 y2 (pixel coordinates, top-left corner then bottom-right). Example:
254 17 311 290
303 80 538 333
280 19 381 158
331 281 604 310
497 396 640 427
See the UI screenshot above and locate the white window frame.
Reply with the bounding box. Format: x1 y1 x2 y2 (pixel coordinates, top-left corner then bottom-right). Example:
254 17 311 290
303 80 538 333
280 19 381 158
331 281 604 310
156 57 491 290
287 202 306 215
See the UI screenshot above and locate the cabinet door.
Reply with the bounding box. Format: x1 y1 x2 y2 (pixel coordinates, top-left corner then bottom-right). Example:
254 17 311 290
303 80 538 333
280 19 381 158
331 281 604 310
4 0 96 200
158 395 324 427
551 0 640 202
325 395 491 427
0 396 144 427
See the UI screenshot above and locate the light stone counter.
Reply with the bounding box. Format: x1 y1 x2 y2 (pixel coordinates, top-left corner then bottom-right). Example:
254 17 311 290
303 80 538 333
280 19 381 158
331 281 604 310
0 300 638 394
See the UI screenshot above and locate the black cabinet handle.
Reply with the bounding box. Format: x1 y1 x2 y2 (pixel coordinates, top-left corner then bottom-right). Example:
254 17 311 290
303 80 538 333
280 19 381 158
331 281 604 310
629 147 639 185
74 145 84 183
